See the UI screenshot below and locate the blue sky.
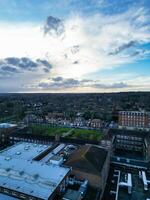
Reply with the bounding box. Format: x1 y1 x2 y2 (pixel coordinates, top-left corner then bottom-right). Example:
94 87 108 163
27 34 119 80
0 0 150 92
0 0 149 22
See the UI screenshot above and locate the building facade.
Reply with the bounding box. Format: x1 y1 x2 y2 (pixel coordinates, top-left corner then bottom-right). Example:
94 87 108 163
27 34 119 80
0 123 17 146
118 111 150 130
108 128 150 160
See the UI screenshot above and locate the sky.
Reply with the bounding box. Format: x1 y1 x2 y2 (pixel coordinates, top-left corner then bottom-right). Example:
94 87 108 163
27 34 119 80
0 0 150 93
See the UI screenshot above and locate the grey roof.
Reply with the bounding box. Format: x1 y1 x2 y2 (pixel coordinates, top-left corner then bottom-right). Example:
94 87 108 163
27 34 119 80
65 144 108 175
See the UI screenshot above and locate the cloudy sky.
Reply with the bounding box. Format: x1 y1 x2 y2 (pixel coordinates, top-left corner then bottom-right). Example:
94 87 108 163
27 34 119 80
0 0 150 93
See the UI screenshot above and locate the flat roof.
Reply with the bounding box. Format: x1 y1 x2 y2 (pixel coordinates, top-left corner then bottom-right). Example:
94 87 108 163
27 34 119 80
0 155 70 200
0 142 51 161
0 193 19 200
118 170 150 200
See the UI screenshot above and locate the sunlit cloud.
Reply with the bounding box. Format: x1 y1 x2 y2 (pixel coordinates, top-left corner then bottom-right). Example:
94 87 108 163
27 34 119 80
0 1 149 92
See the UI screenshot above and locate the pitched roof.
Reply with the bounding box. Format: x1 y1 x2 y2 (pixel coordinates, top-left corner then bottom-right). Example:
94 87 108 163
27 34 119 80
65 145 108 175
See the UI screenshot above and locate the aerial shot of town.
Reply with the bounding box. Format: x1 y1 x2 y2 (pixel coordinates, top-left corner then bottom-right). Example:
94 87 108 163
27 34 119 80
0 0 150 200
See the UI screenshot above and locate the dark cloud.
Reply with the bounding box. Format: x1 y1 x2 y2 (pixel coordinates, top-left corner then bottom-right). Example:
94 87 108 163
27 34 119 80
63 78 79 87
39 77 129 90
38 82 49 88
131 49 150 58
0 57 52 75
109 40 137 55
93 82 129 89
73 61 79 64
39 77 80 89
36 59 52 69
71 45 80 54
80 79 93 83
52 77 63 82
5 57 20 65
44 16 65 36
18 57 37 70
64 54 68 59
50 78 79 89
1 65 19 73
43 68 50 73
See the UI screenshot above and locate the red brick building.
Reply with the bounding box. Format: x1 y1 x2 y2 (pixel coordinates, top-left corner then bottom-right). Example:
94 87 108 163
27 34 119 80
118 111 150 130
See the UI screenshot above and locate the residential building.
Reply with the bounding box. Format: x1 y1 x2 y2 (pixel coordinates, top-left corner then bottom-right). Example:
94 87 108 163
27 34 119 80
118 111 150 130
87 119 102 129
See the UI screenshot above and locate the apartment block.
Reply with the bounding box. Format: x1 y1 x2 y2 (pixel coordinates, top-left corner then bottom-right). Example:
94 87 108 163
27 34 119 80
118 111 150 130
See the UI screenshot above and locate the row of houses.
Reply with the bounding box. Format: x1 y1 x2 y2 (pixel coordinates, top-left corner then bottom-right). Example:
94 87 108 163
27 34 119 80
23 114 104 129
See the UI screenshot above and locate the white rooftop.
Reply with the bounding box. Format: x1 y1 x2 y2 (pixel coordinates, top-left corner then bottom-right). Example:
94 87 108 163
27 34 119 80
0 142 51 161
0 155 70 200
0 123 17 129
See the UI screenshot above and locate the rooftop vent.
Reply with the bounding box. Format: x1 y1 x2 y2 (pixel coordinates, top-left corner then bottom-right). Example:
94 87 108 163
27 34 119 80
19 171 24 176
5 168 11 172
16 151 21 155
33 174 39 180
38 149 43 152
5 157 11 161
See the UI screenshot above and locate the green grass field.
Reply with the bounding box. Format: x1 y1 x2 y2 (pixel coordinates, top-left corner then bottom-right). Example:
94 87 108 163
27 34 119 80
29 125 71 136
29 125 103 141
70 129 102 141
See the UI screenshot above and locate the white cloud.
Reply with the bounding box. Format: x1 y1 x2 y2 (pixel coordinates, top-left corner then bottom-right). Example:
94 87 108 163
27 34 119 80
0 23 51 59
45 7 150 78
0 6 150 92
